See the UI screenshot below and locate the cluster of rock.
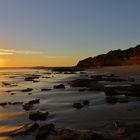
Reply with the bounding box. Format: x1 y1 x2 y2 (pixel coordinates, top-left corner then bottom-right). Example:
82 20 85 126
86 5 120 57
69 73 140 104
9 121 140 140
77 45 140 67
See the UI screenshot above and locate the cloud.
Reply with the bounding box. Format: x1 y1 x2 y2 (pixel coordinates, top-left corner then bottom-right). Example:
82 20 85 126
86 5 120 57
0 49 42 55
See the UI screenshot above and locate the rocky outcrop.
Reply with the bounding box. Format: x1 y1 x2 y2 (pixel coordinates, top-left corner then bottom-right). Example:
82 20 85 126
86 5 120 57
77 45 140 67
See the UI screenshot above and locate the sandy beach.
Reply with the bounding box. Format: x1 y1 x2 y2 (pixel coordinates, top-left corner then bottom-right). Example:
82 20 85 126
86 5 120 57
95 65 140 77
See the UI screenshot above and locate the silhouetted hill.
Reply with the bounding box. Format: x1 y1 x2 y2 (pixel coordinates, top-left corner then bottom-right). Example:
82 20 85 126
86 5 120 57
77 45 140 68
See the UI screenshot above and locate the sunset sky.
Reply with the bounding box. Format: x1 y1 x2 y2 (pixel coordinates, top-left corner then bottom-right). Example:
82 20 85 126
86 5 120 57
0 0 140 67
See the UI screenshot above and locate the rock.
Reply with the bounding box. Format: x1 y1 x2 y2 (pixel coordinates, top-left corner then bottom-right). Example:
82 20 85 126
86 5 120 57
53 84 65 89
36 123 55 140
9 102 23 105
69 78 104 91
105 96 118 104
113 122 140 139
2 82 17 87
117 96 129 103
2 82 11 86
104 85 131 96
41 88 52 91
29 111 49 121
78 88 87 92
26 99 40 105
42 76 50 79
82 100 90 106
22 104 33 111
33 80 39 83
53 129 79 140
125 83 140 96
0 102 7 106
10 93 16 95
88 83 104 91
72 103 84 109
10 123 39 136
53 128 114 140
22 88 33 92
24 75 40 81
69 79 94 87
22 99 40 110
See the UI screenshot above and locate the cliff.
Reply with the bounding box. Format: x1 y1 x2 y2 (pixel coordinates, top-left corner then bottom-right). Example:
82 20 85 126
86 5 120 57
77 45 140 68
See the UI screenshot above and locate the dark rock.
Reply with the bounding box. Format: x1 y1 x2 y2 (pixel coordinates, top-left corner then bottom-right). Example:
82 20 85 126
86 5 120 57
53 128 114 140
2 82 11 86
78 88 87 92
10 93 16 95
53 129 79 140
104 85 131 96
88 83 104 91
41 88 52 91
113 122 140 139
2 82 17 87
53 84 65 89
22 99 40 110
69 79 95 87
22 88 33 92
26 99 40 105
9 102 23 105
33 80 39 83
42 76 50 79
36 123 55 140
117 96 129 103
72 103 84 109
22 104 33 111
82 100 90 106
105 96 118 104
29 111 49 121
10 123 39 136
24 75 40 81
0 102 7 106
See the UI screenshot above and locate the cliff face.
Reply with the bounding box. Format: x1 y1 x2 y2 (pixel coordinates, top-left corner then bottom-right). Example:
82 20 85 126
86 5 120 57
77 45 140 68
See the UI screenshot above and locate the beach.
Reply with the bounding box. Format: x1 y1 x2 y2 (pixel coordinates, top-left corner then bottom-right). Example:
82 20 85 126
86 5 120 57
0 66 140 140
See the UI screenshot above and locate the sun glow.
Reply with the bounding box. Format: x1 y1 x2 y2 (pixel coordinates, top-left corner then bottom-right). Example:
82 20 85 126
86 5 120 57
0 58 4 67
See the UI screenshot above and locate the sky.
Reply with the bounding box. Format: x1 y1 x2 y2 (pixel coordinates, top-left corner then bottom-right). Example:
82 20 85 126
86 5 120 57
0 0 140 67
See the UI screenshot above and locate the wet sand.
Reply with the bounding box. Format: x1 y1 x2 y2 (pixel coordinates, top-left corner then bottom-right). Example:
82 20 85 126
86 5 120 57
95 65 140 77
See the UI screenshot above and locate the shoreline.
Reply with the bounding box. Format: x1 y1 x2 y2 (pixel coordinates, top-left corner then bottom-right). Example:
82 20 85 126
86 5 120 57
91 65 140 78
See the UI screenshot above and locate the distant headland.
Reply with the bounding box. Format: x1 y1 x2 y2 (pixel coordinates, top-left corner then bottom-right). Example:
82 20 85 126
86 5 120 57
77 45 140 68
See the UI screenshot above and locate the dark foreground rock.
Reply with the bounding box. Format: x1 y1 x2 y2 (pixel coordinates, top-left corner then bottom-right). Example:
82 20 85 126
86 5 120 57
53 128 115 140
72 103 84 109
105 96 118 104
22 99 40 111
53 84 65 89
26 99 40 105
21 88 33 92
29 111 49 121
41 88 52 91
10 123 39 136
82 100 90 105
105 83 140 97
69 78 104 91
36 123 55 140
22 104 33 111
0 102 23 106
113 122 140 140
